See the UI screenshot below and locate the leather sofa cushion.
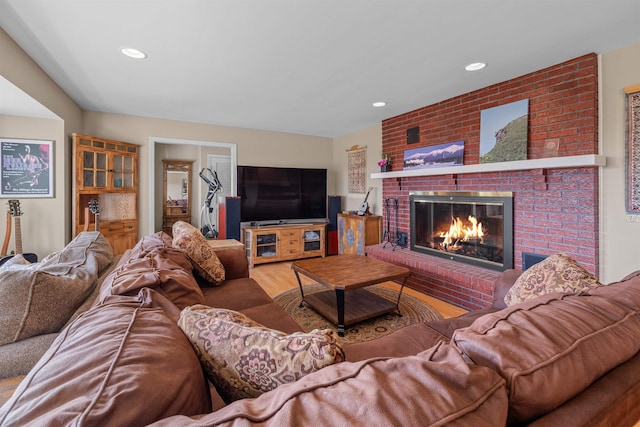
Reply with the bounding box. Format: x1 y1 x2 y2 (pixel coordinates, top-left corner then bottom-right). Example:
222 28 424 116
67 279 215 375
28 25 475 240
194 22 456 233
452 292 640 424
343 322 449 362
148 343 508 427
0 289 211 426
239 303 305 334
202 277 275 310
425 307 497 339
98 232 205 311
202 278 303 333
0 231 114 346
588 271 640 310
207 246 249 280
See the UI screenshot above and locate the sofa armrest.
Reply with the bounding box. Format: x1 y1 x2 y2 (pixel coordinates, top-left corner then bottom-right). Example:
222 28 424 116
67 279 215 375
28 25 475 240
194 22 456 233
492 269 522 310
211 246 249 280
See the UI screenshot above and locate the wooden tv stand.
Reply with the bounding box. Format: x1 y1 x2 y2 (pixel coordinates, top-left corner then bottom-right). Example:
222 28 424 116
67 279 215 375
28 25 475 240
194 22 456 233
242 223 327 268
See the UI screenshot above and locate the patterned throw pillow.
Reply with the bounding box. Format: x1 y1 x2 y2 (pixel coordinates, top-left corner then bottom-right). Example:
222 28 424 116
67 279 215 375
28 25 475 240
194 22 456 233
178 305 346 403
172 221 225 285
504 253 602 306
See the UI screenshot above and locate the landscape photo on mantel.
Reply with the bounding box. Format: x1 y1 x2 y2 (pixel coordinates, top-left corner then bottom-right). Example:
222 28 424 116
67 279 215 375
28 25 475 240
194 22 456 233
479 99 529 164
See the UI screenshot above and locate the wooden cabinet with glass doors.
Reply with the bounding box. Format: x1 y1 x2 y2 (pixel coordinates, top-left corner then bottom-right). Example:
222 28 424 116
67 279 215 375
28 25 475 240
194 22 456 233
73 133 139 255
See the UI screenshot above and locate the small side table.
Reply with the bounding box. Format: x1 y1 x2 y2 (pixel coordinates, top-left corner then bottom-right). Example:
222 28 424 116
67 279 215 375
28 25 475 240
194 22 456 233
206 239 245 250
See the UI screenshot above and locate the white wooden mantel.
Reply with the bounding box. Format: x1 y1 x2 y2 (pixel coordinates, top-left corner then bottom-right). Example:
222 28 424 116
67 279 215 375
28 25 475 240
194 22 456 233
370 154 606 179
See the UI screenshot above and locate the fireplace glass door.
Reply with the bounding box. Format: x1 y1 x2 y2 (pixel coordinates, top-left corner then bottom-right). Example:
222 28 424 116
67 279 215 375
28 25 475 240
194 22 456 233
410 192 513 271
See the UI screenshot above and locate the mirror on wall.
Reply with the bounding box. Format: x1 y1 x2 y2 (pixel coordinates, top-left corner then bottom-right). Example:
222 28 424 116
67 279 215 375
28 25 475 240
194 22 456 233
162 159 193 236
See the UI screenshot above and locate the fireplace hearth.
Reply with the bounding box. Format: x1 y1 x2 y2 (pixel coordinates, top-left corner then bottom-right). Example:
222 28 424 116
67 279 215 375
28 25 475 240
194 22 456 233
410 192 513 271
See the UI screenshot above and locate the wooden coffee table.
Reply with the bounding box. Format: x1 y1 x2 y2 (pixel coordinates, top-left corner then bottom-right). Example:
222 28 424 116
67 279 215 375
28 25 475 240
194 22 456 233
291 255 411 336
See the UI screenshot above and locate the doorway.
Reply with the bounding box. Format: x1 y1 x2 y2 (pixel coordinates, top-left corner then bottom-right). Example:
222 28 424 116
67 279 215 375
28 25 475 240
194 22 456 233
149 137 237 236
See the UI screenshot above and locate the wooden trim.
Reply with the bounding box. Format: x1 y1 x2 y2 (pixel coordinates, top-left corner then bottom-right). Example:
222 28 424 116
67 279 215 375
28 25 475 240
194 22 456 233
624 84 640 94
371 154 606 179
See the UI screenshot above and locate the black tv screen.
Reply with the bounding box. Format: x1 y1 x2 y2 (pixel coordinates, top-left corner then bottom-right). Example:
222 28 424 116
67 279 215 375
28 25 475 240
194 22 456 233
237 166 327 223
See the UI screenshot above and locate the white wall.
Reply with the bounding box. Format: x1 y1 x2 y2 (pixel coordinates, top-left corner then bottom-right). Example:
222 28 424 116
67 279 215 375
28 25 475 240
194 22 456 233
332 124 383 215
0 115 65 257
600 42 640 283
82 111 333 235
0 27 83 257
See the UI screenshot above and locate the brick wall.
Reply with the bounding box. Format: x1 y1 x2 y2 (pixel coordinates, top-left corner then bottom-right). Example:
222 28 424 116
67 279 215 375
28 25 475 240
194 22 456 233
374 54 599 309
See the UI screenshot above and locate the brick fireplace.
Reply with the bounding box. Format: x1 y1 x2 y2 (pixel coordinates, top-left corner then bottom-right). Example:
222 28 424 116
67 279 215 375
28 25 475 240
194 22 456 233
366 53 600 310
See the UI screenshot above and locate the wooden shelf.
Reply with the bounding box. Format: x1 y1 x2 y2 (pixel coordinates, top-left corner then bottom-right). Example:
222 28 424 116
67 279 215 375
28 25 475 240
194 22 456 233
304 288 397 326
243 223 327 268
370 154 606 179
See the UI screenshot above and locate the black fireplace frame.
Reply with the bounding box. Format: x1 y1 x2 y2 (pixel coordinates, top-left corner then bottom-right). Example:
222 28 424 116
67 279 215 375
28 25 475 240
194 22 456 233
409 191 514 271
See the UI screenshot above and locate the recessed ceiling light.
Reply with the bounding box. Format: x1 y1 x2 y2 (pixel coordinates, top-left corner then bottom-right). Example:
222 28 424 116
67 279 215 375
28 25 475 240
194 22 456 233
120 47 147 59
465 62 486 71
372 101 387 107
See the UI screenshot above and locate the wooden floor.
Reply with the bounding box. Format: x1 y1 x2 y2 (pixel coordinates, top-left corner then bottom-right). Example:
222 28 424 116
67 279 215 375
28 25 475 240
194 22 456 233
250 260 468 319
0 375 24 407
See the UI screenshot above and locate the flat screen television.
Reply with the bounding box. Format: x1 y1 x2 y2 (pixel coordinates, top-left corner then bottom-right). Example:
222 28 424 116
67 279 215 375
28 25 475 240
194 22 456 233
237 165 327 224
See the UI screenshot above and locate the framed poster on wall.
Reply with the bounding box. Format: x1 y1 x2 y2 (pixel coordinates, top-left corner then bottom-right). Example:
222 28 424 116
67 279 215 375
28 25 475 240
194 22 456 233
0 138 54 198
626 85 640 213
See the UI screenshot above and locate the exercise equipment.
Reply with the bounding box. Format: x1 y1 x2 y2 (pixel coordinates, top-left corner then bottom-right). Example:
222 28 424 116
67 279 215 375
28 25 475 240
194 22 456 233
199 168 223 239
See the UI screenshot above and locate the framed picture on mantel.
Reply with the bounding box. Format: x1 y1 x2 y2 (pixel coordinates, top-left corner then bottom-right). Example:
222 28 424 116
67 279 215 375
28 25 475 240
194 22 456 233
480 99 528 164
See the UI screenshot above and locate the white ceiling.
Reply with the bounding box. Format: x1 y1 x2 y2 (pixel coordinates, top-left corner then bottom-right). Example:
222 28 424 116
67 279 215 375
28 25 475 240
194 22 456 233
1 0 639 138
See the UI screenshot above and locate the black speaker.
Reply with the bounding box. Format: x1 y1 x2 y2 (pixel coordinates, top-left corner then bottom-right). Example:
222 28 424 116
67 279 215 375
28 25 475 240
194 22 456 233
327 195 341 255
327 195 341 231
407 126 420 144
225 196 242 241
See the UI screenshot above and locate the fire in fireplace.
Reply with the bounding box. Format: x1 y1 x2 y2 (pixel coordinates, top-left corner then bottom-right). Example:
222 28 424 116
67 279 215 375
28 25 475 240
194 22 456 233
410 191 513 271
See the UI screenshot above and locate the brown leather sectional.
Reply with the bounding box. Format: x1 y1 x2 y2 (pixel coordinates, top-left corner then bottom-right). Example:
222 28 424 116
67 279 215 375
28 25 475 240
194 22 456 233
1 232 639 426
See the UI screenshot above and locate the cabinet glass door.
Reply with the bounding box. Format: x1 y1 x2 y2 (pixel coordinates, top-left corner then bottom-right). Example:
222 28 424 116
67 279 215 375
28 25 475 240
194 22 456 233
112 154 135 189
82 150 107 188
256 233 277 258
303 229 322 251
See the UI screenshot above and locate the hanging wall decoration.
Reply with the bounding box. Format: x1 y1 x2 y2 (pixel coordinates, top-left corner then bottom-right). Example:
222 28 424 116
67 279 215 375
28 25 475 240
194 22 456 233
626 85 640 213
347 145 366 194
0 138 54 197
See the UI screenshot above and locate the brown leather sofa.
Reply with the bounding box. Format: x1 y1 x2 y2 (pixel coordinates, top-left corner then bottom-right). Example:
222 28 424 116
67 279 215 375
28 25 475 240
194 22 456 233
1 232 639 426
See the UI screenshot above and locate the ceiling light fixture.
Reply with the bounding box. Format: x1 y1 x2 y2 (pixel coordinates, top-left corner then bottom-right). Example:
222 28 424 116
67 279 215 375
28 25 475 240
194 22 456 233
465 62 486 71
372 101 387 107
120 47 147 59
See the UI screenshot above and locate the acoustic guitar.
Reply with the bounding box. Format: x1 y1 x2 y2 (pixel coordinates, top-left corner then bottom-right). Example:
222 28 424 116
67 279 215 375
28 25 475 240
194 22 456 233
357 187 373 216
82 199 100 232
89 199 100 232
0 200 38 266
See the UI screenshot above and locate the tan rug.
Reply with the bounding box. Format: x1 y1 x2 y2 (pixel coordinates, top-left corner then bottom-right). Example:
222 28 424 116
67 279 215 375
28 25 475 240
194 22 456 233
273 285 443 344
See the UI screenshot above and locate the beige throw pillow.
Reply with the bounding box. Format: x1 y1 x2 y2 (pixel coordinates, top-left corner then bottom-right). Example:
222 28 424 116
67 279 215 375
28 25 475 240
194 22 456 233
504 252 601 306
178 305 345 403
172 221 225 285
